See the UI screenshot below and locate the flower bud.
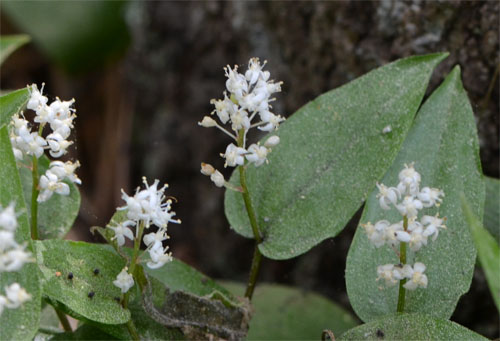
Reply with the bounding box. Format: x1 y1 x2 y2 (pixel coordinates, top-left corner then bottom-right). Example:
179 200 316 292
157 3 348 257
198 116 217 128
210 170 225 187
264 135 280 148
200 163 215 176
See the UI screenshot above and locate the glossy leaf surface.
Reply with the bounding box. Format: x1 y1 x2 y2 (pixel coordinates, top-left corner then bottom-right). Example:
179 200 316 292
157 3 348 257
225 53 447 259
0 88 29 128
346 67 484 321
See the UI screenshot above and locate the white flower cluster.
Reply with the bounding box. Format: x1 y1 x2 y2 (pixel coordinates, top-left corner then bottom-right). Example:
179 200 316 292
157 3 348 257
10 84 81 203
199 58 284 187
113 267 134 294
111 177 180 271
361 163 446 290
0 203 32 316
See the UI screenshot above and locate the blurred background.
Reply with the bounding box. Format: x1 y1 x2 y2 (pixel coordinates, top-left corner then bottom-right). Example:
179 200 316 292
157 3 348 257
1 1 498 338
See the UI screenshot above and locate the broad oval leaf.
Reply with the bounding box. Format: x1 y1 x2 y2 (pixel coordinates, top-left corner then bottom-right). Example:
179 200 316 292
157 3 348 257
19 155 80 239
0 34 30 66
225 53 448 260
0 87 29 128
345 66 484 322
223 282 359 340
339 313 487 340
462 195 500 312
34 239 131 324
484 176 499 243
0 126 41 341
50 323 118 340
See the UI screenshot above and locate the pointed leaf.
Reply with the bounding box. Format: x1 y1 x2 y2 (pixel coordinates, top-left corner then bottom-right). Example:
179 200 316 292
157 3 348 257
0 126 41 341
0 34 30 66
462 195 500 311
225 53 448 259
0 88 29 128
339 313 487 340
19 155 80 239
34 239 131 324
346 66 484 322
223 282 359 340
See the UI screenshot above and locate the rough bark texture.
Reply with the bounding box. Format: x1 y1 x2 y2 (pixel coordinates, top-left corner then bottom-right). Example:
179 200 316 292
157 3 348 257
1 0 498 337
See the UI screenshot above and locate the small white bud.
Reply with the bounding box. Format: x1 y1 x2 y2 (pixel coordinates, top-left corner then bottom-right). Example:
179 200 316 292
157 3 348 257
199 116 217 128
210 170 225 187
382 125 392 134
264 135 280 148
200 163 215 176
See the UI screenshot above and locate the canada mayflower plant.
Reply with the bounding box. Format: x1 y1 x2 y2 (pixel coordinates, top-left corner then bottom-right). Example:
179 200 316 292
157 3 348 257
361 163 446 311
199 57 284 188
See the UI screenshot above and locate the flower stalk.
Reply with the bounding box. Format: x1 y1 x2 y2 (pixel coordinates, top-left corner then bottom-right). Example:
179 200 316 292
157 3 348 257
30 155 40 240
397 215 408 313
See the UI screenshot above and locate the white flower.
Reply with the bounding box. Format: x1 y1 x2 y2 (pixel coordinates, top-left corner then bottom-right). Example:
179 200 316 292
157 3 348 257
403 262 428 290
27 84 48 111
408 226 428 252
0 249 33 272
245 144 269 167
46 132 73 158
376 264 399 287
49 98 75 121
245 57 269 85
210 93 236 124
0 231 17 252
397 163 421 195
222 143 246 167
421 214 446 241
113 267 134 293
4 283 31 309
143 229 169 252
418 187 444 208
48 161 81 185
361 221 386 248
200 163 215 176
229 109 250 132
199 116 217 128
0 203 18 231
38 171 70 203
383 221 403 247
147 246 173 269
108 220 135 246
376 183 400 210
264 135 280 148
396 196 423 219
395 230 411 243
210 170 225 187
224 65 248 100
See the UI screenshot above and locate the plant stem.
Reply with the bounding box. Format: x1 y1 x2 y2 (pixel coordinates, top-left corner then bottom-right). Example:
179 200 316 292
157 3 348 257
31 155 39 240
397 215 408 313
54 308 72 332
126 319 140 341
237 129 263 300
123 222 145 310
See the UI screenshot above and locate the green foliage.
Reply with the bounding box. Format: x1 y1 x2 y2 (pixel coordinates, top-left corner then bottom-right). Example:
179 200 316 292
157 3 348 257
225 53 448 260
484 176 499 242
51 324 118 340
223 282 359 340
34 239 131 324
0 126 41 341
346 67 484 322
0 34 30 66
19 155 80 239
339 313 487 340
2 1 130 73
0 88 29 128
462 195 500 311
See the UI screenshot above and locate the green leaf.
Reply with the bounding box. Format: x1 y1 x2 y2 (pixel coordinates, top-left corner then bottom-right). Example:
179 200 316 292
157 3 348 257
34 239 131 324
484 176 499 243
50 323 118 340
222 282 359 340
225 53 448 260
2 1 129 73
0 87 29 128
345 66 484 322
0 126 41 341
462 194 500 311
19 155 80 239
0 34 30 66
338 313 487 340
